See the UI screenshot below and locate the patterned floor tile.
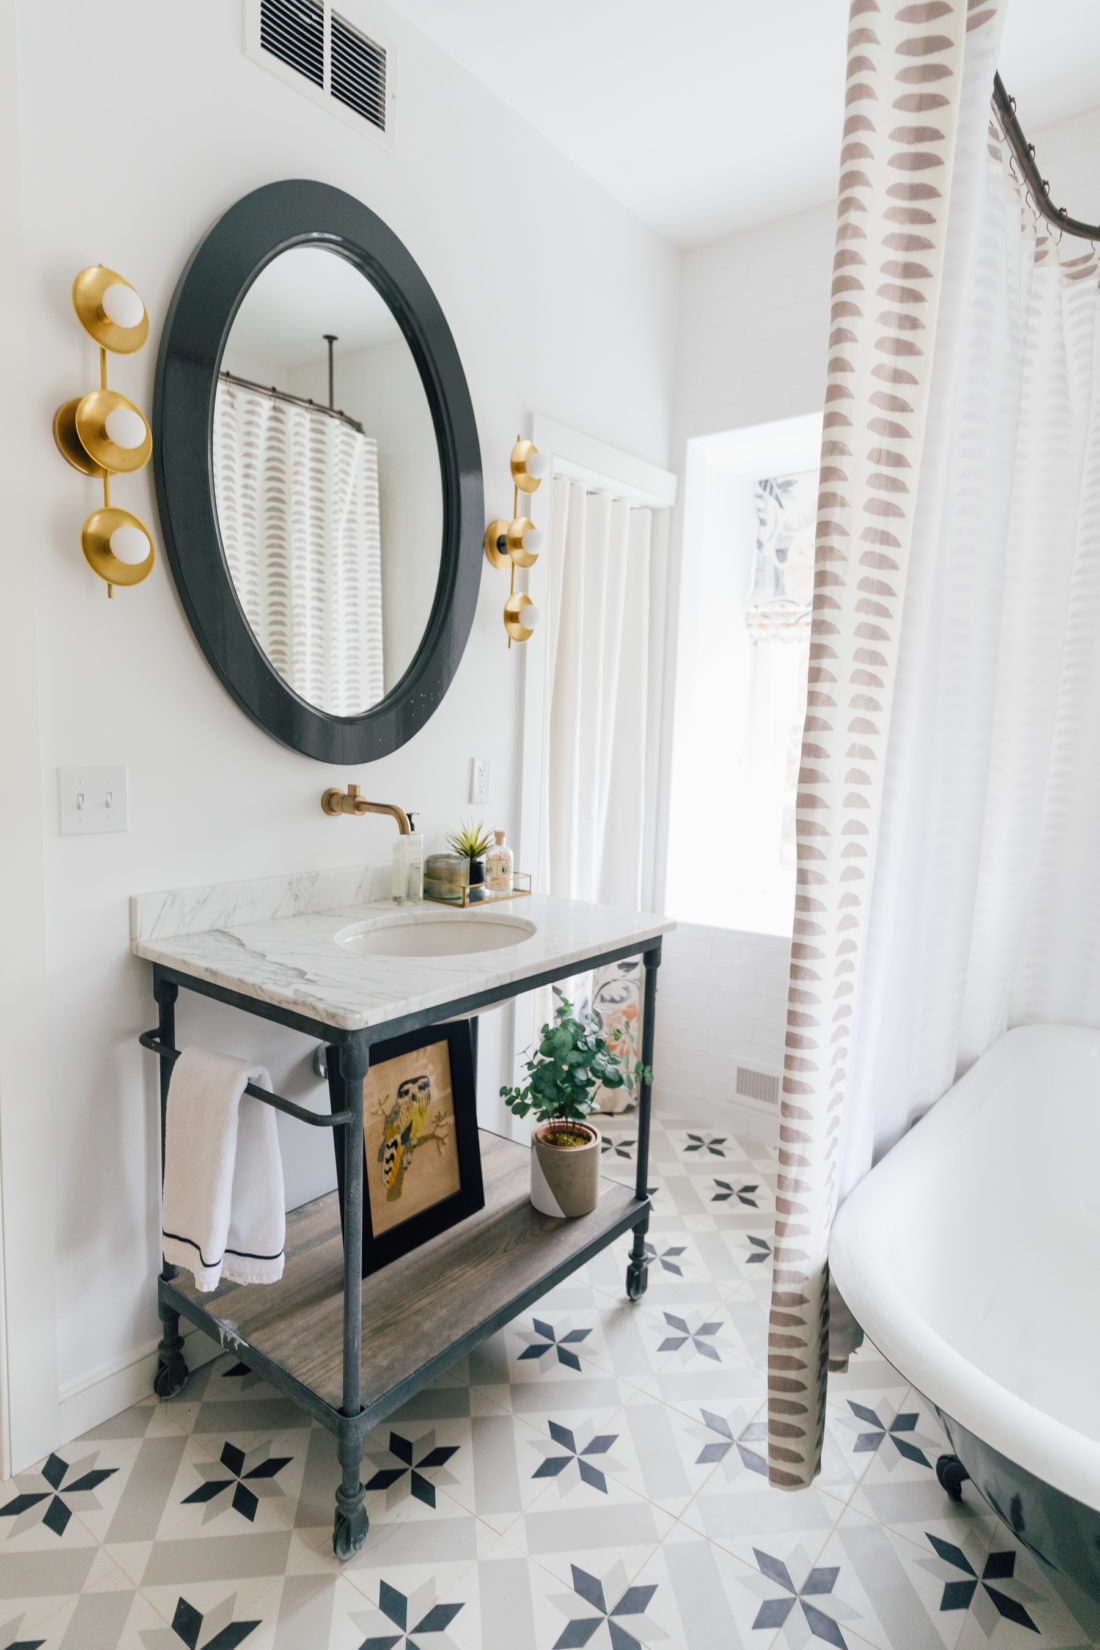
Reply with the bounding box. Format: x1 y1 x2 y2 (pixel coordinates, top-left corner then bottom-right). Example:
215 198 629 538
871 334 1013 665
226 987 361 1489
138 1565 372 1650
161 1356 307 1442
811 1506 975 1650
89 1425 304 1590
344 1566 482 1650
626 1520 786 1648
512 1489 674 1589
15 1104 1094 1650
947 1533 1100 1650
680 1458 847 1573
532 1554 672 1649
615 1387 754 1521
0 1548 149 1649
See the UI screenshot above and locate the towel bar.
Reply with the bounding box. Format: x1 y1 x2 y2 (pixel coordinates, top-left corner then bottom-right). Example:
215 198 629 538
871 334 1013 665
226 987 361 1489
138 1030 352 1128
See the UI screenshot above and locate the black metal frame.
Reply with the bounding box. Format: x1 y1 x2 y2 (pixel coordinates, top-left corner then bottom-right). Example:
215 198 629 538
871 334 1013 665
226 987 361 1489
144 936 661 1560
152 179 484 764
325 1020 485 1276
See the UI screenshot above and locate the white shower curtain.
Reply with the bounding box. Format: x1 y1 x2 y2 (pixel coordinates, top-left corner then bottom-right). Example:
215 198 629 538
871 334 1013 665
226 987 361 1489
538 477 656 1107
213 381 384 714
764 0 1100 1488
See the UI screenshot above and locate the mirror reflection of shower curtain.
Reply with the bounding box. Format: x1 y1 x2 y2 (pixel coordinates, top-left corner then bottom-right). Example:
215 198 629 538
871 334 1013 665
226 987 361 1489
538 478 655 1111
213 380 384 713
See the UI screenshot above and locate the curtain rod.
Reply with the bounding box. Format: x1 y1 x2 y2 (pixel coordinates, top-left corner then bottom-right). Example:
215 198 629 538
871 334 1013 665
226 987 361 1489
217 369 365 434
993 72 1100 242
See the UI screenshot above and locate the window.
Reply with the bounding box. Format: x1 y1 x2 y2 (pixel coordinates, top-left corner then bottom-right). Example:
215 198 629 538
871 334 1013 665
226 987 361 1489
664 415 819 936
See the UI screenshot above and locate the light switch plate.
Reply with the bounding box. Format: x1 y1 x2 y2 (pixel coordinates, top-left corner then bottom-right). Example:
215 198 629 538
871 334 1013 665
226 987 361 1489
469 756 490 805
58 766 128 836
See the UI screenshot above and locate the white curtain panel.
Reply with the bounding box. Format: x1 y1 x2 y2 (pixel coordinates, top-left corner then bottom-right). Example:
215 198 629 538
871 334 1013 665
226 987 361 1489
543 478 654 905
768 0 1011 1489
212 381 384 714
538 477 654 1109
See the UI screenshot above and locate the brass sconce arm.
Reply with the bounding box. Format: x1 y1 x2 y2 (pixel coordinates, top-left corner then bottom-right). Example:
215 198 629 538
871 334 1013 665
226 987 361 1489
321 783 412 835
53 265 156 597
484 435 547 646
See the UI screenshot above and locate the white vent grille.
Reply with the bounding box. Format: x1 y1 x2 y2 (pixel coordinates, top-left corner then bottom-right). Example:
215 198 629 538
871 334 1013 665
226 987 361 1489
736 1065 780 1106
247 0 394 145
331 13 386 130
260 0 324 86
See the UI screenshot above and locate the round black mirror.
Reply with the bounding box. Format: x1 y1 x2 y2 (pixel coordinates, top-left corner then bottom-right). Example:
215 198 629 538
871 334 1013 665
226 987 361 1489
153 179 483 763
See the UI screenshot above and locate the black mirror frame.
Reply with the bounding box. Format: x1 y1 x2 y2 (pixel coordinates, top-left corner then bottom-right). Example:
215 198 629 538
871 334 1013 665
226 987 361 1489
152 179 483 764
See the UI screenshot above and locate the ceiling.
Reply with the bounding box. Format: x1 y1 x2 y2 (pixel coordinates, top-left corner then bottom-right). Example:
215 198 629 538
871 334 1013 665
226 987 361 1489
226 247 399 368
386 0 1100 248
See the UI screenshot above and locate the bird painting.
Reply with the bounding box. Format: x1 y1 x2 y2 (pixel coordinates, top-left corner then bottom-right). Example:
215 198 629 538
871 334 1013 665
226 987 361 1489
378 1073 435 1201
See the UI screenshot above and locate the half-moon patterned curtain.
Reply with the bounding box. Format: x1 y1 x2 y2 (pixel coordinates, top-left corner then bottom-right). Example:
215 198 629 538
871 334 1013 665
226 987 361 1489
767 0 1008 1490
213 380 384 715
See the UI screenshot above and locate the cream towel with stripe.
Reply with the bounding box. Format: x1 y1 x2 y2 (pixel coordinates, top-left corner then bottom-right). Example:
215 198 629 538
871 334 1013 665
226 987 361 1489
161 1046 285 1292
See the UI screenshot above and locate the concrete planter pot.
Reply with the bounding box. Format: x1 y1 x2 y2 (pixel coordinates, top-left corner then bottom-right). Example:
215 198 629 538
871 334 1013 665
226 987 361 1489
530 1120 601 1218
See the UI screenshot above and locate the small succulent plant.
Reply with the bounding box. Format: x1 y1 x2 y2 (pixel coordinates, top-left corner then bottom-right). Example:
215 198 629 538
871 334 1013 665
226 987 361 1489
446 820 495 859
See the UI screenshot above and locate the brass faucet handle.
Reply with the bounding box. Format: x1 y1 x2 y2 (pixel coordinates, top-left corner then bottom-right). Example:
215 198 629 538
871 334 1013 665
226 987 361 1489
320 784 410 831
321 784 361 817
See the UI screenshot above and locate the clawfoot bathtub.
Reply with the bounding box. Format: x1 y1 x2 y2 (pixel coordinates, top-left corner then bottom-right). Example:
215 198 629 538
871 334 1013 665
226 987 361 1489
830 1025 1100 1597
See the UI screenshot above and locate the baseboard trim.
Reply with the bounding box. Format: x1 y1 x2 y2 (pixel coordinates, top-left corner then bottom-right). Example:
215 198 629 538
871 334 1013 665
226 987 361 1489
57 1325 222 1447
656 1090 779 1143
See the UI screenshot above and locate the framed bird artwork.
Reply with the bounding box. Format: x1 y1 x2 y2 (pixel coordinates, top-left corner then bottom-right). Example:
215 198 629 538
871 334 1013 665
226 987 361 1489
325 1021 484 1276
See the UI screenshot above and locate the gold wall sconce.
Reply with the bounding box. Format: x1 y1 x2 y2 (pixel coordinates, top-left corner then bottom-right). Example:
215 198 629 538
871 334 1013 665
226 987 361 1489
53 266 155 596
484 436 547 645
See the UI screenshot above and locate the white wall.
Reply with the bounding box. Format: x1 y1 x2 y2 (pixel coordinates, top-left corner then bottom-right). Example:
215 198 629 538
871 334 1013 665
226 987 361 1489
7 0 677 1450
660 203 834 1113
653 923 789 1140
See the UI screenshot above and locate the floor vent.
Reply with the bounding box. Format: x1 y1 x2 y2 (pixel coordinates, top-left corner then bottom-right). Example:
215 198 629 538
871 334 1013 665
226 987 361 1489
736 1065 780 1106
248 0 394 144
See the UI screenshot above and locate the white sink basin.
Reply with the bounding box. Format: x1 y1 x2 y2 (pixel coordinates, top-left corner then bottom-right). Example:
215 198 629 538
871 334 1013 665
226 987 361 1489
335 910 537 958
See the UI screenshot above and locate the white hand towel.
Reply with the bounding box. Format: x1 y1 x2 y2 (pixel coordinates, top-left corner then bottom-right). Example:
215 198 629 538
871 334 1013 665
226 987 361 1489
161 1046 286 1292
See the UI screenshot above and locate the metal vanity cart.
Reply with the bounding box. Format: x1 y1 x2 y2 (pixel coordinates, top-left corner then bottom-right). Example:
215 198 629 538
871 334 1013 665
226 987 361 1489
139 929 662 1560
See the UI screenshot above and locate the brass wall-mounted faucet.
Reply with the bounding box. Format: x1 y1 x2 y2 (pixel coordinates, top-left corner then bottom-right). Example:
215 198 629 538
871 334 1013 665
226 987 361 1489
320 783 412 835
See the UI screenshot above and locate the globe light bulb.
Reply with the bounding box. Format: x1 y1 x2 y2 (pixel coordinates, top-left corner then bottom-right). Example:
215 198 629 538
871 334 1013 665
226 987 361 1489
524 449 549 482
109 522 150 564
104 405 147 449
523 602 541 630
522 527 545 556
100 282 145 329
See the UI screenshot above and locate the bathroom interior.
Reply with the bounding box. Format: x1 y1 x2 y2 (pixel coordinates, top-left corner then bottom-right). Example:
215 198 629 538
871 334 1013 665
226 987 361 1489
3 0 1100 1644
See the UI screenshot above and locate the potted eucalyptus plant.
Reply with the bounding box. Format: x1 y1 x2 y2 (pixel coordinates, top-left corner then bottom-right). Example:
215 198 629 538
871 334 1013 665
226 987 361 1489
500 999 652 1217
446 821 495 901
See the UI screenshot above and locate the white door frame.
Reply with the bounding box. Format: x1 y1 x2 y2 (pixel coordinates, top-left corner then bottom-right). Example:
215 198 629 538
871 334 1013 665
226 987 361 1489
508 416 677 1101
0 0 60 1478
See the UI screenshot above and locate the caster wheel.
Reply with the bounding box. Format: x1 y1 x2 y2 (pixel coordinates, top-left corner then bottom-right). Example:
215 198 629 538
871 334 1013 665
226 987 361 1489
936 1453 969 1502
626 1263 649 1301
333 1505 369 1559
153 1354 189 1400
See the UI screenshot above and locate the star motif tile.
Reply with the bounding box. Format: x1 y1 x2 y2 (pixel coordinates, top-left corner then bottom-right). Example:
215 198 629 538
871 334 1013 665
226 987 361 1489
19 1106 1093 1650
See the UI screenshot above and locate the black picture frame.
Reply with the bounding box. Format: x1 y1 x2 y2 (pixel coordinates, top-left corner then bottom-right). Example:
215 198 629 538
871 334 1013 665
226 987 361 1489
152 178 484 763
325 1021 484 1276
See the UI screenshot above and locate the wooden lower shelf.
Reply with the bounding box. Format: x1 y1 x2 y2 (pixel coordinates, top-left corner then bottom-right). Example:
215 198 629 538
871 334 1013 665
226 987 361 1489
172 1130 645 1415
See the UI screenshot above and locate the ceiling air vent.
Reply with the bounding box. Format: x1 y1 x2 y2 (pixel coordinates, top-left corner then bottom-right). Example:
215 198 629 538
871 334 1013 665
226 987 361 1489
260 0 324 87
331 13 387 131
247 0 394 146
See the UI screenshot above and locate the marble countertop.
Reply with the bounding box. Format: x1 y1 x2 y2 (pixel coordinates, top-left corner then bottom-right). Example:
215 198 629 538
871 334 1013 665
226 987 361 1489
131 870 673 1031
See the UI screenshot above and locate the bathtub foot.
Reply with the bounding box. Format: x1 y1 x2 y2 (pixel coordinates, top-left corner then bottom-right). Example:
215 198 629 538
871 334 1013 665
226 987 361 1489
936 1453 970 1502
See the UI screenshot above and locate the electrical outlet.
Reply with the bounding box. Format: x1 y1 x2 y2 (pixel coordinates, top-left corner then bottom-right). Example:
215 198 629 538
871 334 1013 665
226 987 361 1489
469 756 490 806
58 766 128 836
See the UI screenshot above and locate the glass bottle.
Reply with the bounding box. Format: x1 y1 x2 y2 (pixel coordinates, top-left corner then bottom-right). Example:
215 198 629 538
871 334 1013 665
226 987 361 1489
485 829 513 894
